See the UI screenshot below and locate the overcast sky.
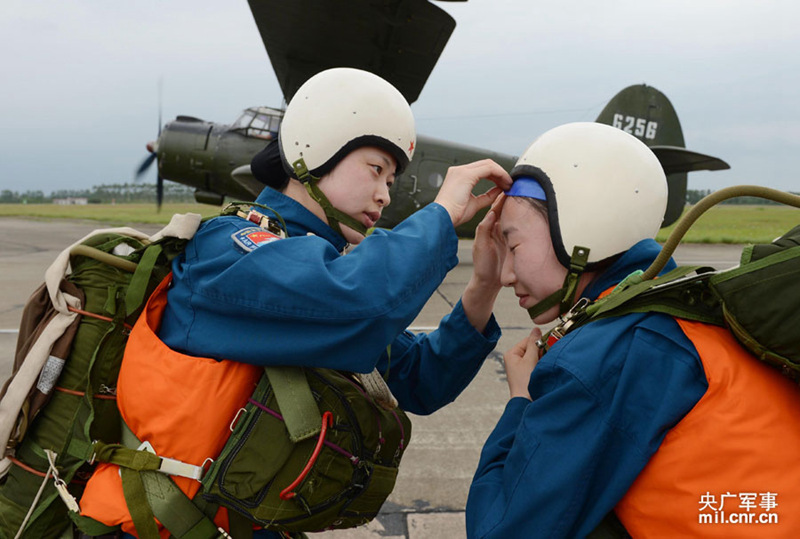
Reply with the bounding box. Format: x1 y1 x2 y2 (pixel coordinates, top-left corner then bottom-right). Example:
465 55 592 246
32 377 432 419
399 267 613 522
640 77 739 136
2 0 798 194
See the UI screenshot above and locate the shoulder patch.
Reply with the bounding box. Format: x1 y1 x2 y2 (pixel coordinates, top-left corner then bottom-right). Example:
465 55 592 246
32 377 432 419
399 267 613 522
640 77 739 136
232 226 283 253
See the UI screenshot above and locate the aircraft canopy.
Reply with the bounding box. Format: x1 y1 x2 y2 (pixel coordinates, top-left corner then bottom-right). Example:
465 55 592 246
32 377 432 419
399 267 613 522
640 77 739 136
231 107 284 140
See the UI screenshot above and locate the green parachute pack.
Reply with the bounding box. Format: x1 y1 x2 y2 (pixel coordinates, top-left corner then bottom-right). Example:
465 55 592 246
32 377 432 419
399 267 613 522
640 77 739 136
0 213 201 538
0 205 413 539
541 186 800 383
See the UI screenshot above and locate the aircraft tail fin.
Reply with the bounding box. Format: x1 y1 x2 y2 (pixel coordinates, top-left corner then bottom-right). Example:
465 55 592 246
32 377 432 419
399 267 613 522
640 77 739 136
596 84 729 227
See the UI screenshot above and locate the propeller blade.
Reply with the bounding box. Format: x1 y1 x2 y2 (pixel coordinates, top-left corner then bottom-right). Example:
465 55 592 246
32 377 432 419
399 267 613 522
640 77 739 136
136 153 157 178
156 174 164 211
158 78 163 137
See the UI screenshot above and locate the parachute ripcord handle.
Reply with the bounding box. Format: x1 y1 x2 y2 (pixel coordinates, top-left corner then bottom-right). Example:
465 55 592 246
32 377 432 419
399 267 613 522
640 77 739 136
640 186 800 282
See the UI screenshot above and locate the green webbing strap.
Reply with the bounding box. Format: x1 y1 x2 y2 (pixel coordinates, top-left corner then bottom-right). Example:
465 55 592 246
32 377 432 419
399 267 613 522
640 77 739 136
292 157 368 238
126 243 163 317
304 180 369 237
105 424 233 539
560 246 590 313
66 436 95 462
586 266 705 319
526 287 563 321
120 467 161 539
526 246 590 321
120 468 230 539
90 439 165 538
264 366 322 443
139 471 228 539
92 440 163 472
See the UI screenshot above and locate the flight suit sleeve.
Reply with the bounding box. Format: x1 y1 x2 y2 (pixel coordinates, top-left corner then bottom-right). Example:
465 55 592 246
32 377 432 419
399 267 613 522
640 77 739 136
466 315 707 538
377 298 501 416
162 203 461 372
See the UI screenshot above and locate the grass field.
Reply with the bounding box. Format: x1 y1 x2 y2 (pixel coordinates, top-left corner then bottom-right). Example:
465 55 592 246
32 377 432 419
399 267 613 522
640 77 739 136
0 203 798 244
655 205 799 244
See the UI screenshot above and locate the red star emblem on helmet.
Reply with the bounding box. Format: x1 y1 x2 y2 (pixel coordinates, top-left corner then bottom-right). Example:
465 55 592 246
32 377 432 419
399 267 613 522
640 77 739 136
408 140 415 153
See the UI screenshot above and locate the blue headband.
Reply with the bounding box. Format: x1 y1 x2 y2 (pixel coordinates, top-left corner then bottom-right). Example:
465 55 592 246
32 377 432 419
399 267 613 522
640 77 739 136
505 176 546 201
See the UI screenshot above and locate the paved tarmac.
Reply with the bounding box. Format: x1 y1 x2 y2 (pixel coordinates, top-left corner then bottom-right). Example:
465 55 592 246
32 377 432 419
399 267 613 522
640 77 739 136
0 217 744 538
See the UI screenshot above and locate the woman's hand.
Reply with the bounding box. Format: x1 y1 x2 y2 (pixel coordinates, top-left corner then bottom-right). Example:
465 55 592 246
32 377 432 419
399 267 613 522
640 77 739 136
462 195 506 333
434 159 512 227
504 327 543 400
471 194 506 292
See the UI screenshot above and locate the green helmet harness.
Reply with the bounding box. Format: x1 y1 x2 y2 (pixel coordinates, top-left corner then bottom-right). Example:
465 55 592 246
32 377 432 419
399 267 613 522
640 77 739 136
525 245 591 321
290 157 369 238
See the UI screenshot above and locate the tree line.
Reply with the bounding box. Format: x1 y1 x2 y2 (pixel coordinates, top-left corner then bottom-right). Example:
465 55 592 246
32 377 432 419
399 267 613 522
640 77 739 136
0 183 197 204
685 189 799 205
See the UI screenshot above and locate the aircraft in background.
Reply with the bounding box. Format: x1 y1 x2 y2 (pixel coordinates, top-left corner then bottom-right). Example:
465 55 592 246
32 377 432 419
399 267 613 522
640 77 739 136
137 0 728 234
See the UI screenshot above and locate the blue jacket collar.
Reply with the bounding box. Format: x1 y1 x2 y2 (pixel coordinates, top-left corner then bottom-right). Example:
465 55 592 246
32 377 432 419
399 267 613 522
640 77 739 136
581 239 677 301
254 186 349 252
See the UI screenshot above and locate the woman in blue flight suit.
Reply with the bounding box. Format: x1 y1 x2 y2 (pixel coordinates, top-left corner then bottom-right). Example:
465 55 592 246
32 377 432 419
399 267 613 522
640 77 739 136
80 67 513 538
158 67 513 415
465 123 800 538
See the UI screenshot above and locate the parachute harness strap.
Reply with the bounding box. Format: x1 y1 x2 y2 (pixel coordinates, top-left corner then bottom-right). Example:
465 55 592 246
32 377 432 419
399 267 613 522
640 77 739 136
293 158 369 238
527 246 590 321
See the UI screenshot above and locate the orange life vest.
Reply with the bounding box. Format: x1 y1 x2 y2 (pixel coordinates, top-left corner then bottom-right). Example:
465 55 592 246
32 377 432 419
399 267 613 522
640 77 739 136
79 275 262 537
615 319 800 537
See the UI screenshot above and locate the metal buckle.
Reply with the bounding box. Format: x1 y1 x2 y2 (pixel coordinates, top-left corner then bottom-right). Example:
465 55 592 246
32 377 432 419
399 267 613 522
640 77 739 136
537 297 589 350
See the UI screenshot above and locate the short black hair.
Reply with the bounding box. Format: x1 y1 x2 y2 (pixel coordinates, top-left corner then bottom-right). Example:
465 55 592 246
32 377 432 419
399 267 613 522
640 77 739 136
251 141 289 191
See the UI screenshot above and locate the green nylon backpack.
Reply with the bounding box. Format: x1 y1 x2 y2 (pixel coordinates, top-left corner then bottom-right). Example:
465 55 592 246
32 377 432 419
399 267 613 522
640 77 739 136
0 215 201 539
542 185 800 383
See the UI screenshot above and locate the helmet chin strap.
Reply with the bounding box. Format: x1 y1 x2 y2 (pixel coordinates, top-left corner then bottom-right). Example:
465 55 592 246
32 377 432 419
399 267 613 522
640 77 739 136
527 246 590 321
292 158 369 238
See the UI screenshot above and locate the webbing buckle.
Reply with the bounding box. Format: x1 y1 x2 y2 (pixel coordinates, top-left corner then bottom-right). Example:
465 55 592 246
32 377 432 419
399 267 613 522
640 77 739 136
536 297 590 351
137 440 207 481
158 455 206 481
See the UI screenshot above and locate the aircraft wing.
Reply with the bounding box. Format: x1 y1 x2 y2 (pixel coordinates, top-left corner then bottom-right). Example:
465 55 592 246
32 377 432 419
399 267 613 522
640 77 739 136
230 165 264 198
649 146 731 175
247 0 457 104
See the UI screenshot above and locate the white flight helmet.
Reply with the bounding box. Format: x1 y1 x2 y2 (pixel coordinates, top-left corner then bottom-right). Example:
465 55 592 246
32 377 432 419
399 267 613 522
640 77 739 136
511 122 667 269
279 67 416 180
508 122 667 319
